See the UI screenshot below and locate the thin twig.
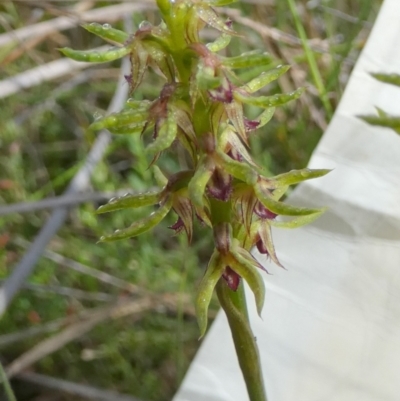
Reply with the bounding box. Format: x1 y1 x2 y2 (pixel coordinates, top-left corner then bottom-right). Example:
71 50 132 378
13 237 141 294
0 190 129 216
0 49 130 316
0 46 108 99
5 296 154 378
17 371 143 401
221 8 357 66
0 2 155 48
4 291 196 378
0 310 95 348
0 280 115 302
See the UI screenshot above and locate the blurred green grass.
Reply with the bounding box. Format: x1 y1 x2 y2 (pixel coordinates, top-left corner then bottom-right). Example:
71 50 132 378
0 0 380 400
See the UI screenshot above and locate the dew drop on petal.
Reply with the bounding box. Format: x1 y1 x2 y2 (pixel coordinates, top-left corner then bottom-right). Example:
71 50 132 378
123 193 130 197
139 21 152 30
114 229 121 234
102 23 111 30
99 236 106 241
93 111 103 120
108 197 118 203
90 22 101 27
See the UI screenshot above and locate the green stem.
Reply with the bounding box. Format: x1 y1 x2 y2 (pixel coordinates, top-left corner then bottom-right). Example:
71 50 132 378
216 279 267 401
286 0 333 119
0 362 17 401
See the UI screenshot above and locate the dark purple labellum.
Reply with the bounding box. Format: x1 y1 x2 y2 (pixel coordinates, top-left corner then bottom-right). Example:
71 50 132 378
168 217 184 234
208 78 234 104
244 118 260 132
207 169 232 201
227 148 243 162
254 202 277 220
124 74 133 85
256 238 269 255
222 266 241 291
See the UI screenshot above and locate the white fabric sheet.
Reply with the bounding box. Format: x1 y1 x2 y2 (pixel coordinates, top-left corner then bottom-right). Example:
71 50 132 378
173 0 400 400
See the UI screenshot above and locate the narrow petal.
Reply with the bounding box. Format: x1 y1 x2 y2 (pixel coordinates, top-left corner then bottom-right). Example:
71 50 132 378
229 252 265 317
257 221 284 268
221 50 272 69
216 149 258 185
96 191 161 214
98 197 172 242
146 112 178 155
224 101 248 145
234 87 304 108
59 46 131 63
196 5 238 35
242 65 290 93
172 195 194 242
254 183 323 216
271 168 331 187
88 109 148 133
269 210 326 229
195 250 224 338
129 41 149 93
206 32 232 52
81 22 129 45
188 156 215 209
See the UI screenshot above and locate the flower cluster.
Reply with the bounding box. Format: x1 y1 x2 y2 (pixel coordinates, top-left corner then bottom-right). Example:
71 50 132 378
60 0 328 337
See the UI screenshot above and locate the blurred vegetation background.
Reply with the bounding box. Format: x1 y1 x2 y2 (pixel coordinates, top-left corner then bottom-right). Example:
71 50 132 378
0 0 381 400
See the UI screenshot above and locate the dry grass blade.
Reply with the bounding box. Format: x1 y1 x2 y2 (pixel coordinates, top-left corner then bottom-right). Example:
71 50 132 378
0 46 107 100
14 237 141 294
0 190 130 216
5 292 197 378
1 281 115 302
0 2 156 48
0 309 98 347
17 371 143 401
5 296 155 378
0 48 130 316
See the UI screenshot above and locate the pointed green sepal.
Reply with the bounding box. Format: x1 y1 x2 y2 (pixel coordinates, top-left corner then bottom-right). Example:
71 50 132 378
88 109 148 133
221 51 273 69
243 65 290 93
206 33 232 52
98 197 172 242
358 115 400 132
195 250 224 338
59 46 131 63
81 23 129 44
254 222 283 267
188 156 215 209
256 107 275 129
229 249 265 316
254 184 323 216
153 166 168 187
210 0 238 5
196 5 238 35
196 66 222 90
235 87 305 108
146 114 178 155
271 168 331 187
216 150 258 185
269 209 326 229
371 72 400 87
96 192 161 214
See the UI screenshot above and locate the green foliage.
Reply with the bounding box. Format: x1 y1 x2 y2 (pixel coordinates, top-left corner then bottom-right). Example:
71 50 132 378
359 72 400 135
1 0 379 400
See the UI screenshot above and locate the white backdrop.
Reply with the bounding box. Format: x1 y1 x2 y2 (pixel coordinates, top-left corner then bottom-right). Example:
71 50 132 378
173 0 400 400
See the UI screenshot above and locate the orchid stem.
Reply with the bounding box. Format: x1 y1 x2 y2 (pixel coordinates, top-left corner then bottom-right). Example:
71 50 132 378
216 279 267 401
